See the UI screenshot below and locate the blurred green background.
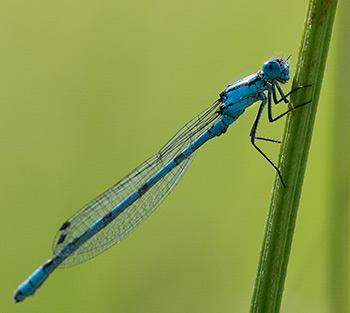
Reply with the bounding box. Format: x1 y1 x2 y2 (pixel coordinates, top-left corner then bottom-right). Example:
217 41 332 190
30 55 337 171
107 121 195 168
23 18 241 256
0 0 347 312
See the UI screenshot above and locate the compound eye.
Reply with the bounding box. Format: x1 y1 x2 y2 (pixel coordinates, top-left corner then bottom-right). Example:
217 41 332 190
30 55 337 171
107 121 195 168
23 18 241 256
262 60 280 79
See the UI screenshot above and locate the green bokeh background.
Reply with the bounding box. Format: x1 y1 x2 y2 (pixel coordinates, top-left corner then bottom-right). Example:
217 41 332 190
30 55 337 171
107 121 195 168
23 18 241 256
0 0 346 312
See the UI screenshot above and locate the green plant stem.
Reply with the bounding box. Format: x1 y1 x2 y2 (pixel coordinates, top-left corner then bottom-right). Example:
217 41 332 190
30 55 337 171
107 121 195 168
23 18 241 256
250 0 338 312
329 1 350 312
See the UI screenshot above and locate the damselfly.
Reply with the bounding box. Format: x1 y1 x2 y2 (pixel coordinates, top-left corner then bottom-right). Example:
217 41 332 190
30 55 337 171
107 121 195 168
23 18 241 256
14 57 310 302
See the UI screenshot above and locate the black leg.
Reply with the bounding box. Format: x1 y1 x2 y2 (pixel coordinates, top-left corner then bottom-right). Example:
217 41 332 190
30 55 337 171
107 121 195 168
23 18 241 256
268 84 312 122
254 137 281 144
250 86 312 188
268 100 312 123
273 84 312 104
250 93 286 187
273 82 289 104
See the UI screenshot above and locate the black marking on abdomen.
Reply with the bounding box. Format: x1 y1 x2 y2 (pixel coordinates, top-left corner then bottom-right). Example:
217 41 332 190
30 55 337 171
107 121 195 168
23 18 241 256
207 128 215 138
43 258 54 271
174 153 186 165
102 211 113 224
138 183 150 195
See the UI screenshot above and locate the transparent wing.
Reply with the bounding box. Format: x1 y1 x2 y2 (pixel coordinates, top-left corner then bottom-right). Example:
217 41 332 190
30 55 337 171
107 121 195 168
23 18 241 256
53 100 221 268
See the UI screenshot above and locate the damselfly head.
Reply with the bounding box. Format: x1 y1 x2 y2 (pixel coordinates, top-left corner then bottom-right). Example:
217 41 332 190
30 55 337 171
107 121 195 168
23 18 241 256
262 58 290 84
